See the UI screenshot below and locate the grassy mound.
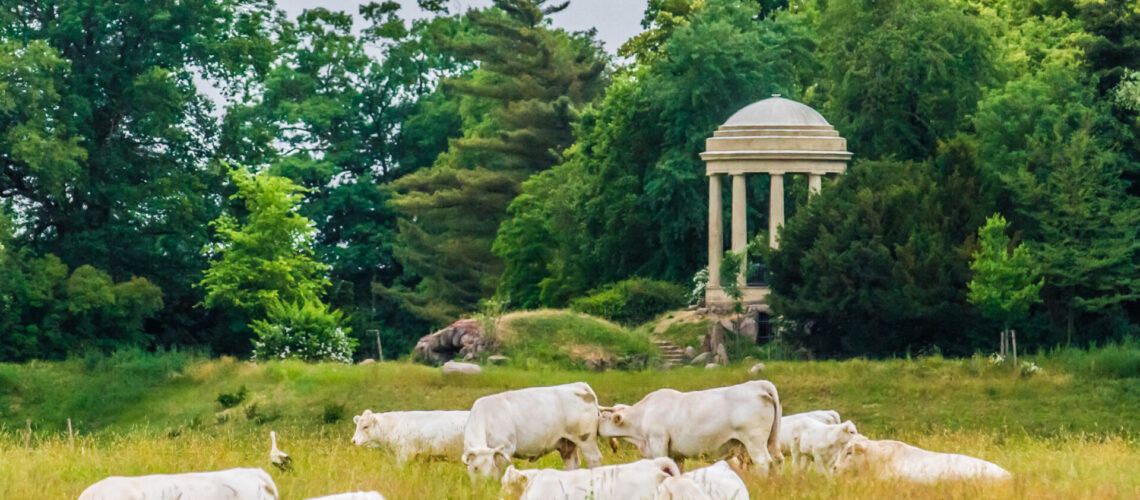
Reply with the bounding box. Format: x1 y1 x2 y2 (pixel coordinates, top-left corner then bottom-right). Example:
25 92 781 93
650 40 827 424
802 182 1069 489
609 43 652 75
495 310 659 370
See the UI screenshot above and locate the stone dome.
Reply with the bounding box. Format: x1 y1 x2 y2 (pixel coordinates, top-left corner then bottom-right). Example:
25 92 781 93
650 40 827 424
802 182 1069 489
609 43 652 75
701 95 851 172
723 96 832 128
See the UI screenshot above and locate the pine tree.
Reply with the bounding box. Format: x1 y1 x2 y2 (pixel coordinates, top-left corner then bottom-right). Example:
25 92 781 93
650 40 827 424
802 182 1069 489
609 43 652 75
385 0 606 323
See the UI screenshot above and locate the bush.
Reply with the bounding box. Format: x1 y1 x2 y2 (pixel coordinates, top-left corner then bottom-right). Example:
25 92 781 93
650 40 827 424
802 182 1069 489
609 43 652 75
251 300 356 363
570 278 687 325
216 386 247 409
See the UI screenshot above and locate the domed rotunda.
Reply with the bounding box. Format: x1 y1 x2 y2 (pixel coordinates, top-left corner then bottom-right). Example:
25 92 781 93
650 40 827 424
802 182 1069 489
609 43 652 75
701 96 851 310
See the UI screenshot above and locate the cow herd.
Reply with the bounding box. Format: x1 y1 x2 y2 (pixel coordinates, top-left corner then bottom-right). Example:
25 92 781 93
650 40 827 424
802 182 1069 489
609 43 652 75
76 378 1011 500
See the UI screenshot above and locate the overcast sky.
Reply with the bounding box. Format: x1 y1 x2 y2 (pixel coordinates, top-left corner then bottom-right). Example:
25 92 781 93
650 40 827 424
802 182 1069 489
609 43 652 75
275 0 648 54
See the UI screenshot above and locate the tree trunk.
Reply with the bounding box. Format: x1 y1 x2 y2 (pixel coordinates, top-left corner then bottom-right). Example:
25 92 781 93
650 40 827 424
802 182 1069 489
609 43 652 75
1066 309 1074 346
999 329 1006 357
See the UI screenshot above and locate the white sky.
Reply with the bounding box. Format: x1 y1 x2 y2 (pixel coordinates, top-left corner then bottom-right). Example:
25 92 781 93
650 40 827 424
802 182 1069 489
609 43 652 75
275 0 647 54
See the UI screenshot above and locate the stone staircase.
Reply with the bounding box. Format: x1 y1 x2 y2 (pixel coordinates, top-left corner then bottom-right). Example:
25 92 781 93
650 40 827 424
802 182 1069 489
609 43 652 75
654 339 687 368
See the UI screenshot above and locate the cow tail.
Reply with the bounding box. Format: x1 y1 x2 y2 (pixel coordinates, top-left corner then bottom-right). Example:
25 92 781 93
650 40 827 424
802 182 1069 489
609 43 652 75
764 381 783 466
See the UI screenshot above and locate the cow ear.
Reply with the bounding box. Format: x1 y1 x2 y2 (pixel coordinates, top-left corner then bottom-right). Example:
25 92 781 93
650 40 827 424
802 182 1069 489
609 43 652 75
353 415 360 424
363 409 372 416
844 422 856 434
462 451 472 465
494 447 511 467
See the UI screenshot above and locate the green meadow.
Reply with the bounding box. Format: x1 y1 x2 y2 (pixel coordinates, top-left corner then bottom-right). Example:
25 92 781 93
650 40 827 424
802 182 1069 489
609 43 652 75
2 345 1140 499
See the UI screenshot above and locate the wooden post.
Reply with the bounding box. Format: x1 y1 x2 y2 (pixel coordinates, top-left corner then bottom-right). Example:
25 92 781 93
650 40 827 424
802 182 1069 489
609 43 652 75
68 418 74 449
24 418 31 450
369 329 383 362
1011 329 1018 367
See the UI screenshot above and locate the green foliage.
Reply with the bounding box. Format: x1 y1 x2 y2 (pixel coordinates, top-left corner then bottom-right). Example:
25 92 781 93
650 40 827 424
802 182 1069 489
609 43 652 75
386 0 607 323
569 279 688 326
200 166 330 320
0 211 164 361
494 0 816 306
967 214 1043 329
216 386 247 410
973 62 1140 344
250 299 356 363
2 0 279 353
818 0 994 160
767 159 989 357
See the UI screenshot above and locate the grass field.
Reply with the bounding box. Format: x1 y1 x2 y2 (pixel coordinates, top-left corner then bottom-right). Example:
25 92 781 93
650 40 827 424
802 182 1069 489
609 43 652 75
2 348 1140 499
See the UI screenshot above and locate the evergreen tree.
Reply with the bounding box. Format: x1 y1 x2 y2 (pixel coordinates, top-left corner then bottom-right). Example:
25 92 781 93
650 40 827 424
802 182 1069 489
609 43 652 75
766 159 989 357
385 0 606 323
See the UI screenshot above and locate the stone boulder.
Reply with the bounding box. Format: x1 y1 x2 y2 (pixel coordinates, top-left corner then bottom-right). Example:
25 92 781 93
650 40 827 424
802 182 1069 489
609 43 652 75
749 362 766 375
358 358 376 365
413 319 486 365
690 351 712 366
704 363 719 370
715 343 729 366
738 316 759 342
487 355 510 365
443 361 482 375
683 346 696 360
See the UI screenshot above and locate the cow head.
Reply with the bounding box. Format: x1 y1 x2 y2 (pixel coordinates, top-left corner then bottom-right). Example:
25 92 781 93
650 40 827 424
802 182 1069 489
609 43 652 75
832 437 870 474
463 445 511 480
597 404 634 437
351 409 379 446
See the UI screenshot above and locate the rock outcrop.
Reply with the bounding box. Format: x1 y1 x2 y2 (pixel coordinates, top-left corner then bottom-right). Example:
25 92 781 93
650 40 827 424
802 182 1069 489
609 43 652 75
412 319 486 365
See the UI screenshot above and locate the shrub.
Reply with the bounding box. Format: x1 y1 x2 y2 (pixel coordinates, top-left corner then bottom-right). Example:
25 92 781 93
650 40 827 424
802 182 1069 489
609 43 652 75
322 403 346 424
216 386 247 409
251 299 355 363
570 278 687 325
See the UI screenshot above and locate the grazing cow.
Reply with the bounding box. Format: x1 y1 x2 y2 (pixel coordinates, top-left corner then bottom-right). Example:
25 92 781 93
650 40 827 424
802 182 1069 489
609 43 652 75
656 460 748 500
77 468 278 500
502 458 681 500
598 381 782 471
791 420 858 472
463 382 604 480
351 409 468 463
833 436 1011 482
777 410 841 456
303 493 385 500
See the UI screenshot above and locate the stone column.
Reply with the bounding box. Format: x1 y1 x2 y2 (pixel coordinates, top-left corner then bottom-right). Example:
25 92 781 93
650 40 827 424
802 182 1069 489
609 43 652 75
809 173 822 197
707 174 722 289
769 173 785 249
732 173 747 286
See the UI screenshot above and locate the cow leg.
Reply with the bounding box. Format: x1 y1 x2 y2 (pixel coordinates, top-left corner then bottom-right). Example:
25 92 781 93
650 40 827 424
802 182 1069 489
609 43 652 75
740 433 776 475
646 434 670 459
557 438 581 470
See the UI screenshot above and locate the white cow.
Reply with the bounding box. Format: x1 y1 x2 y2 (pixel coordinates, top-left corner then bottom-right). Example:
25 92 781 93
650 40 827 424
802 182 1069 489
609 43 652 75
77 468 278 500
655 476 712 500
598 381 782 471
833 436 1011 482
463 382 604 479
502 457 681 500
351 409 468 463
791 420 858 472
303 493 385 500
777 410 841 456
656 461 749 500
